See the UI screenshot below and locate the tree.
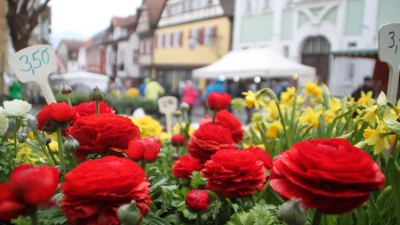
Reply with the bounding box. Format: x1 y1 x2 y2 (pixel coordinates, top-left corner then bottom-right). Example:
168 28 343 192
6 0 51 51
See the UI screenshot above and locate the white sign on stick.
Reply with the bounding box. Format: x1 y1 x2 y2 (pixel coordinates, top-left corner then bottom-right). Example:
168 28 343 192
158 96 178 135
378 23 400 105
8 45 58 104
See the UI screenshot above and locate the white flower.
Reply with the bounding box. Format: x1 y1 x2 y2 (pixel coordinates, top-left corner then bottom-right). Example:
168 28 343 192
0 99 32 118
0 115 8 135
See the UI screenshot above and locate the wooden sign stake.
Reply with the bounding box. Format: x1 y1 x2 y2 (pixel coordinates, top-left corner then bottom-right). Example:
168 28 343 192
158 96 178 135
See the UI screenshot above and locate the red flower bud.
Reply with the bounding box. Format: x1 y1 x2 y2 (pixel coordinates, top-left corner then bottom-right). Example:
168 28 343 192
185 190 209 211
125 137 161 162
171 134 185 146
207 92 231 111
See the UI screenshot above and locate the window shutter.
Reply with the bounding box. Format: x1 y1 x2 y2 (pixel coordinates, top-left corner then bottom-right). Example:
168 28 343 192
180 31 183 46
199 28 205 44
154 35 157 48
212 26 217 38
162 34 165 48
170 33 174 47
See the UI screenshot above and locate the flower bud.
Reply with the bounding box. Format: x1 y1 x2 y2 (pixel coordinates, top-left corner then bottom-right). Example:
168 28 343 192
171 152 180 160
60 83 73 95
171 134 185 147
89 86 106 101
186 189 209 211
117 200 140 225
16 133 28 143
64 136 80 153
180 103 190 112
279 198 307 225
44 135 52 145
20 119 28 127
173 110 182 118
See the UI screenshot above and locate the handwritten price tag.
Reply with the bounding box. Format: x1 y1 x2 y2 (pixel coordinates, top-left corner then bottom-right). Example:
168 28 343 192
8 45 58 104
379 23 400 105
158 96 178 134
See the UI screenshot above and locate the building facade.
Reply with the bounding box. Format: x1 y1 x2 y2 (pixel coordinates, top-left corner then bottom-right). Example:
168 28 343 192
153 0 234 94
56 40 85 73
232 0 400 96
136 0 167 80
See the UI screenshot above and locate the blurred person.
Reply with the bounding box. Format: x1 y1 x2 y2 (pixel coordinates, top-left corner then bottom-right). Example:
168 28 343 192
351 76 375 100
139 78 151 97
274 78 291 100
182 80 199 121
107 77 125 95
227 80 239 112
203 78 227 115
145 78 165 100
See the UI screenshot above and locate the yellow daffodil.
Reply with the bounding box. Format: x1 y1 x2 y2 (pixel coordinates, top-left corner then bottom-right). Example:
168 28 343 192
299 107 322 128
280 87 296 105
324 110 335 124
173 122 195 136
363 105 377 122
364 120 390 155
357 91 375 106
242 90 266 109
266 121 283 139
28 131 35 139
16 146 31 160
305 80 322 99
130 115 163 138
242 143 265 150
126 88 139 97
49 140 59 151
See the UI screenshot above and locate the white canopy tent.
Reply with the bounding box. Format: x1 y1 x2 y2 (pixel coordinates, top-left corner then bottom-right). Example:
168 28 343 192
192 48 316 88
50 71 109 93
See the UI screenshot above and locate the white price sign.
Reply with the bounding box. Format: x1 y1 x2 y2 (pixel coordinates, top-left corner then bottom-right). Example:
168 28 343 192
8 45 58 104
378 23 400 105
158 96 178 134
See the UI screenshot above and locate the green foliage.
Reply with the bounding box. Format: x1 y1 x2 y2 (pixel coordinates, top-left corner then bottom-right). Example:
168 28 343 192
227 204 283 225
0 139 13 182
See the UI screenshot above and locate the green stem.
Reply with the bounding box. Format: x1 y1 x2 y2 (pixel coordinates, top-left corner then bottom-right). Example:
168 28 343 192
30 208 39 225
212 110 217 124
67 95 72 106
183 111 189 123
71 151 79 167
141 160 146 171
311 210 322 225
95 100 99 114
196 211 202 225
12 117 21 169
56 127 66 174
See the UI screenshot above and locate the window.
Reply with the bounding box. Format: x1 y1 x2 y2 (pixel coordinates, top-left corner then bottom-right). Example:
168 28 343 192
173 31 181 47
204 26 214 45
245 0 252 13
263 0 270 8
157 34 164 48
120 49 125 63
190 28 199 41
146 39 152 54
133 49 139 63
140 40 145 53
165 33 172 48
200 0 207 8
184 0 190 11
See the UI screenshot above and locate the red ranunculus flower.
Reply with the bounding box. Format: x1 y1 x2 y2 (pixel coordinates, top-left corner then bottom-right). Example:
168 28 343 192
61 156 152 225
202 149 266 199
67 114 140 160
214 110 244 143
188 123 235 162
125 137 161 162
72 101 115 123
207 92 231 111
172 155 204 179
270 138 386 215
186 190 209 211
36 102 76 132
0 165 59 220
244 146 273 170
171 134 185 146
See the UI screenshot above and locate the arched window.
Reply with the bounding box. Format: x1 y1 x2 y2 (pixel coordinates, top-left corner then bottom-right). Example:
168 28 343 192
302 36 330 54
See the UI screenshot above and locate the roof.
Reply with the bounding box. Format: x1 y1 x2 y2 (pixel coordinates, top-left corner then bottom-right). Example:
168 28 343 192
91 30 107 46
58 40 85 51
112 15 137 27
144 0 167 26
219 0 235 16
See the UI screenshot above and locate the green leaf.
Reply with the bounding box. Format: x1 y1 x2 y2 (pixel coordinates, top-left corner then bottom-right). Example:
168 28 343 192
142 211 172 225
388 157 400 222
384 119 400 136
190 171 207 189
227 204 282 225
150 177 169 192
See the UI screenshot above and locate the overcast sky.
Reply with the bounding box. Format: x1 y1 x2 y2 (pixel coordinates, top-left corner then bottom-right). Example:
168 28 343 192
50 0 142 48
